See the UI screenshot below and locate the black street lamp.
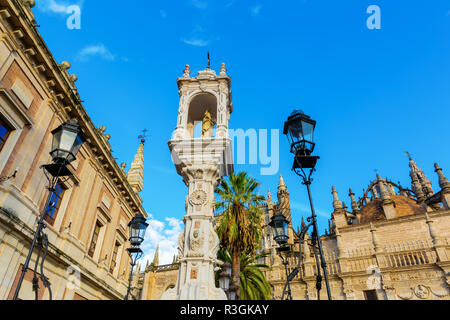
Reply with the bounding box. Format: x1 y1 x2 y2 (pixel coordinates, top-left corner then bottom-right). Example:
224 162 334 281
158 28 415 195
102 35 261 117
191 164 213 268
13 120 85 300
268 212 293 300
281 110 332 300
125 213 148 300
218 261 232 298
269 211 289 246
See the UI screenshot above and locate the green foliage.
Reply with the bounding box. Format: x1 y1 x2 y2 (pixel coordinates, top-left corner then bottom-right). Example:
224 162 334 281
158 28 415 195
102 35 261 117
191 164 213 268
215 171 268 299
217 249 272 300
215 171 265 255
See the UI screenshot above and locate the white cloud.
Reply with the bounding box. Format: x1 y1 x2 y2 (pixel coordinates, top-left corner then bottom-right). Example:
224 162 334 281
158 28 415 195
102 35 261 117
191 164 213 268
250 4 262 16
76 44 116 61
37 0 83 15
182 37 210 47
225 0 237 8
140 216 183 268
190 0 208 9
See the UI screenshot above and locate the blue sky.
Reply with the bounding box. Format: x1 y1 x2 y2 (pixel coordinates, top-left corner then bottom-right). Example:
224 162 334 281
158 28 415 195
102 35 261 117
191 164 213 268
33 0 450 265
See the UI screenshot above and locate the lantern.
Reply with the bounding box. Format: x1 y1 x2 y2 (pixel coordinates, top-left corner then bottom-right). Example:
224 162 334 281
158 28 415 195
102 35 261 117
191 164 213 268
283 110 319 169
269 212 289 246
128 213 148 247
50 120 85 165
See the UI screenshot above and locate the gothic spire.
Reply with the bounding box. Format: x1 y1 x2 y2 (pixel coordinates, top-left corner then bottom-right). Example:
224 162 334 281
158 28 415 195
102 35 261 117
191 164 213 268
410 170 426 203
152 245 159 267
278 174 287 191
128 138 145 193
267 188 273 204
378 179 391 202
435 163 450 190
409 156 433 198
349 188 359 212
332 186 343 210
301 217 306 229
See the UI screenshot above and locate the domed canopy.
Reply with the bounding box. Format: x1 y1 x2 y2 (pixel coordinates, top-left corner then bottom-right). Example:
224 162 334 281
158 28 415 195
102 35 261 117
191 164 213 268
359 195 426 224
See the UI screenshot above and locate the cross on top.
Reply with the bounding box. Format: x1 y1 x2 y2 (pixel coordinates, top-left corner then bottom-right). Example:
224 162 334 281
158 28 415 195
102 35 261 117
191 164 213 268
207 52 210 69
138 129 149 143
404 151 412 160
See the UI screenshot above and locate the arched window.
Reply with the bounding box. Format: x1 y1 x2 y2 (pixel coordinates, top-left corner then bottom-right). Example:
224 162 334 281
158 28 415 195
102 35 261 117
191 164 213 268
186 93 217 138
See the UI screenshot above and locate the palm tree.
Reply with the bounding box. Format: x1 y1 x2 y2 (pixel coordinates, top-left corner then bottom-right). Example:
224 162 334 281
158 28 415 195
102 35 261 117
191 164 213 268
215 171 265 299
240 252 272 300
216 249 272 300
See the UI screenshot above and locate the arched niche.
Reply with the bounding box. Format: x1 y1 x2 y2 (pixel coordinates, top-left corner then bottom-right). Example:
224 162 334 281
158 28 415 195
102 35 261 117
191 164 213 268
186 92 217 138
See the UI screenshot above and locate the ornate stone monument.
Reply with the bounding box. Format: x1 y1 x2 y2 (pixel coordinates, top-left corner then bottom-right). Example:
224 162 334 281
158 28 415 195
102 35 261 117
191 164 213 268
161 63 233 300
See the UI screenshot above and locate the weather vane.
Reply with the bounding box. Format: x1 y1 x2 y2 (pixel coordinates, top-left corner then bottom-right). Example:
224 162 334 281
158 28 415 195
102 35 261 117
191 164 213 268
403 151 412 160
207 52 210 69
138 129 149 144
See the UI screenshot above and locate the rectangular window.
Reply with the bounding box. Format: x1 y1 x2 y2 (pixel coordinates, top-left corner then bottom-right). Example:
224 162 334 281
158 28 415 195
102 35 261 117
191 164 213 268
88 221 102 258
0 118 12 152
364 290 378 300
44 182 65 226
110 241 120 274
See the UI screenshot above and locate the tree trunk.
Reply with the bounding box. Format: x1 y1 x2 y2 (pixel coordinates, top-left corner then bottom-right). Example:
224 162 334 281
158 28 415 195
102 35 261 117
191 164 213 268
231 249 241 300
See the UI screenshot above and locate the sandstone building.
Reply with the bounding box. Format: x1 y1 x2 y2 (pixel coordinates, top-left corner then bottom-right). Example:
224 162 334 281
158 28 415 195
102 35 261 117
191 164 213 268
138 157 450 300
0 0 147 300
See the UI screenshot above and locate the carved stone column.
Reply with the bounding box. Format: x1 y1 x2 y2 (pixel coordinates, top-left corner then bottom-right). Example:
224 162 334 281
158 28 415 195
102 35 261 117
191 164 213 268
162 139 232 300
163 64 233 300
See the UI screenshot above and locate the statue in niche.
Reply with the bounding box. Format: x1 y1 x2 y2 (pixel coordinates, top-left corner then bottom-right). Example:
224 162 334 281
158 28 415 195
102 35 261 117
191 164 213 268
201 109 215 138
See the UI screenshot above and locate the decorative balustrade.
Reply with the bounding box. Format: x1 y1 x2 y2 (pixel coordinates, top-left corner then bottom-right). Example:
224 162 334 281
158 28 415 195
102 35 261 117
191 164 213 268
272 237 448 281
346 246 377 273
382 239 437 268
155 263 180 272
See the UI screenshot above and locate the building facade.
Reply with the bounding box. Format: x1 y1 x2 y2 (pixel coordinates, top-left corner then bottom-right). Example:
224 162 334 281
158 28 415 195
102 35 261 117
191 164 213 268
140 157 450 300
0 0 147 300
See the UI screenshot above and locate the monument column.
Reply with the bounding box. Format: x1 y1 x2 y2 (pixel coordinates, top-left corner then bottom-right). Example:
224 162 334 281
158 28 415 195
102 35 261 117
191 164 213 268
162 62 233 300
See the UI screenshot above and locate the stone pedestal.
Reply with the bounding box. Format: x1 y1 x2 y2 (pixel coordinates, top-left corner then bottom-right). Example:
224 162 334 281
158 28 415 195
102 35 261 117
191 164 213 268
162 139 232 300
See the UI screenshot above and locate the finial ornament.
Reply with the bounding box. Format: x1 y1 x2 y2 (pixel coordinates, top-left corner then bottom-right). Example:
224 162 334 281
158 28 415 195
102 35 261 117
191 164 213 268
349 188 359 212
404 151 412 160
207 52 211 69
183 64 191 78
332 186 343 210
408 156 434 198
138 128 149 144
60 61 71 70
23 0 35 8
435 163 450 189
279 174 286 188
378 178 391 201
220 62 227 75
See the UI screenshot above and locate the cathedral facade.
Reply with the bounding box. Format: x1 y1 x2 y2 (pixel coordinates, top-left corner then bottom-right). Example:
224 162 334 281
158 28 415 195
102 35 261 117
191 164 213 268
138 158 450 300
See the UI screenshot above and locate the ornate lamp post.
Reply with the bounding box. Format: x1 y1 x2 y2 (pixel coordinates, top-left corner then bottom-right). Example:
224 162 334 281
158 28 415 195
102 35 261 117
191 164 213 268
125 213 148 300
13 120 85 300
268 211 293 300
281 110 332 300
